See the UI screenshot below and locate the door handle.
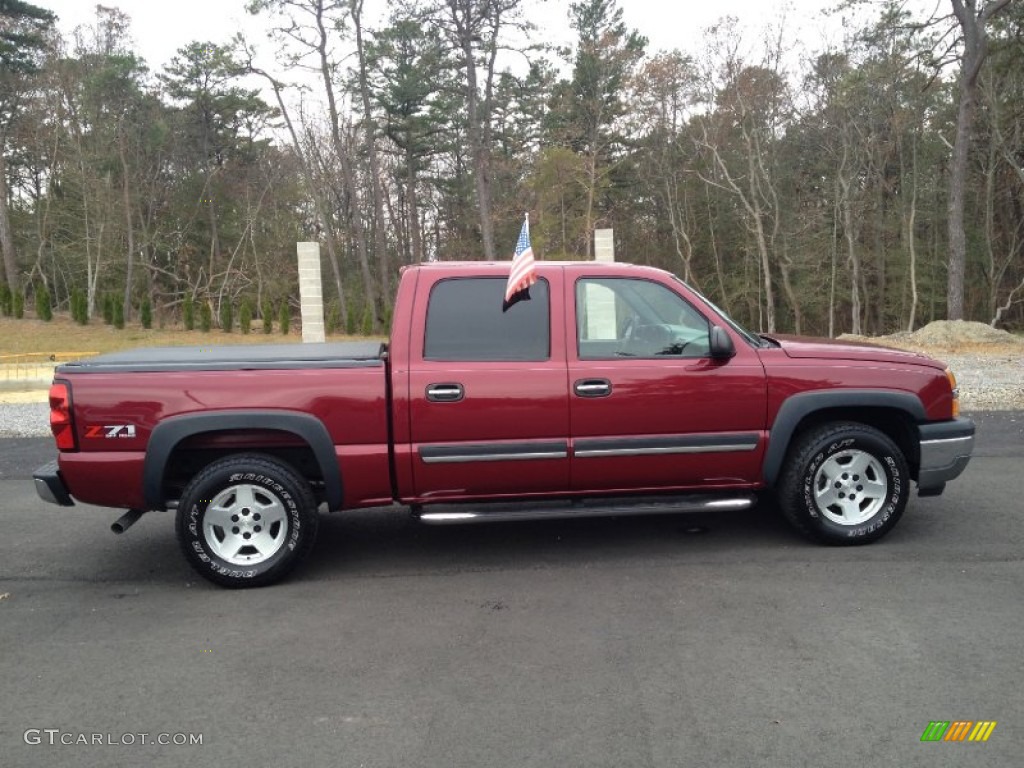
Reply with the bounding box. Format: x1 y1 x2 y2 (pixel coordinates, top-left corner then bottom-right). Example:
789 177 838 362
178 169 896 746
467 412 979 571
426 383 464 402
574 379 611 398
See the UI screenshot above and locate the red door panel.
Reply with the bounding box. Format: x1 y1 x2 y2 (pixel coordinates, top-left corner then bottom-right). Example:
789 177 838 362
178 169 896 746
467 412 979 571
404 267 570 502
565 268 768 493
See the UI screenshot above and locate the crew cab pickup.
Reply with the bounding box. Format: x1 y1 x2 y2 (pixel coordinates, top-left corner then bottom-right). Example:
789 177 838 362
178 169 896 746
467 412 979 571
34 262 976 587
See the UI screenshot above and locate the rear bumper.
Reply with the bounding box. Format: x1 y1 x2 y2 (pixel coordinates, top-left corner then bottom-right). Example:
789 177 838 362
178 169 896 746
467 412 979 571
33 460 75 507
917 418 976 494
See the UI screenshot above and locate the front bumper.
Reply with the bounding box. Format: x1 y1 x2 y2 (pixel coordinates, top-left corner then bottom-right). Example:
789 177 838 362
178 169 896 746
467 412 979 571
917 417 976 495
33 460 75 507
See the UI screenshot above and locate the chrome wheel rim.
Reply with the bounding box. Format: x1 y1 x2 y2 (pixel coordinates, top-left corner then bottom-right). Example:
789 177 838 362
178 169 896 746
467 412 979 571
812 449 888 526
203 484 289 565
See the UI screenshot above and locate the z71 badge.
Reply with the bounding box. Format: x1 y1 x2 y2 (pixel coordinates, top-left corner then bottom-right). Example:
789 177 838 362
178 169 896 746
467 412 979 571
84 424 137 439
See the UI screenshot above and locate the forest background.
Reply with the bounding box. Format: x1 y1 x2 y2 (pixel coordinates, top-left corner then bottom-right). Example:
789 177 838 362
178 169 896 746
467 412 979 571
1 0 1022 338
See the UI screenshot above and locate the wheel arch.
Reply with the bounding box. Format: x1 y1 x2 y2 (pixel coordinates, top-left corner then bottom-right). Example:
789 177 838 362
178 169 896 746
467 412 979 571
144 411 342 511
763 390 925 487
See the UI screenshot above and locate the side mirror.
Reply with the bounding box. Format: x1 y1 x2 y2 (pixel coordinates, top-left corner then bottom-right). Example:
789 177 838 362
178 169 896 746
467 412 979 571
709 326 736 359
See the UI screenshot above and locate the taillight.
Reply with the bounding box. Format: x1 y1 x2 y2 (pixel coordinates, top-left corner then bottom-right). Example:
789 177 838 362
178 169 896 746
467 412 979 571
49 381 77 451
945 368 960 418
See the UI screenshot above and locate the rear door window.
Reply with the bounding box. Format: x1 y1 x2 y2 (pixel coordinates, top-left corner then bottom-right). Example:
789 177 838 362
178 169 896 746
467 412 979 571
424 277 550 361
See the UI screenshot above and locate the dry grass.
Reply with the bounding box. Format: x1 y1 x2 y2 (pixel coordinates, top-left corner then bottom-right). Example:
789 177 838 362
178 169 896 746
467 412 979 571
0 314 372 359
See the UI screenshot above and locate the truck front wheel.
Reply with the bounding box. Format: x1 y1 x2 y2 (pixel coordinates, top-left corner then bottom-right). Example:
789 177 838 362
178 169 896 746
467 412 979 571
175 454 319 588
777 422 910 545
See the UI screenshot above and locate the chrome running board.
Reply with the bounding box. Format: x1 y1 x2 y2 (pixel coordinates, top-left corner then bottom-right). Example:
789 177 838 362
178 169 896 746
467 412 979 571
417 493 756 525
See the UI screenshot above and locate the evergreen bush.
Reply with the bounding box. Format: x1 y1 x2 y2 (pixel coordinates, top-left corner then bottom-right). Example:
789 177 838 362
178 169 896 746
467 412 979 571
239 299 252 334
361 303 374 336
35 285 53 321
261 298 273 334
220 300 233 333
279 301 290 335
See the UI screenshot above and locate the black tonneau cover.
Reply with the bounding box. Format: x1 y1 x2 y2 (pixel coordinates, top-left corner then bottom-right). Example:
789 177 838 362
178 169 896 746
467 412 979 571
56 342 386 374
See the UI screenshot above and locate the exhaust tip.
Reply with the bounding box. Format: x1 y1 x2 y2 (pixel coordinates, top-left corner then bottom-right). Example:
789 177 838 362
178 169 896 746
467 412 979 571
111 509 145 535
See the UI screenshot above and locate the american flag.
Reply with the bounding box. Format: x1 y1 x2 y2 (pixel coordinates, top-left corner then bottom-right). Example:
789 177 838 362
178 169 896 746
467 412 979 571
503 214 537 310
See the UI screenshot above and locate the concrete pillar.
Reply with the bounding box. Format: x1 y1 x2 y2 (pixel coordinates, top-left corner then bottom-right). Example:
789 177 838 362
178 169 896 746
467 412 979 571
297 242 325 343
594 228 615 262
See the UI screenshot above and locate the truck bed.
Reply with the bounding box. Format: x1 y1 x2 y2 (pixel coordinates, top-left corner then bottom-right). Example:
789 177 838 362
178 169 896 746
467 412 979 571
56 342 386 374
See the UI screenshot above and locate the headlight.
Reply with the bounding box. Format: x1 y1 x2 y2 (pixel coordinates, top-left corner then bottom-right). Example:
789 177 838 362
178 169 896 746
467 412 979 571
945 368 960 418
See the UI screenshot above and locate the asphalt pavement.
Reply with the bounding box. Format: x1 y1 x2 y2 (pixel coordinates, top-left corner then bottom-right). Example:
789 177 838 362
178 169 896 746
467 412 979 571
1 411 1022 768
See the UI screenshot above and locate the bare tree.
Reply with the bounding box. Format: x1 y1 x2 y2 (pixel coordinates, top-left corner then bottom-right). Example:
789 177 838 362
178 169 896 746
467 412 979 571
946 0 1013 320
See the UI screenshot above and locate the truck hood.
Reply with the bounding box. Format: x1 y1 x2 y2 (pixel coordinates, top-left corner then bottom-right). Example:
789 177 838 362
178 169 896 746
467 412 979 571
764 334 946 370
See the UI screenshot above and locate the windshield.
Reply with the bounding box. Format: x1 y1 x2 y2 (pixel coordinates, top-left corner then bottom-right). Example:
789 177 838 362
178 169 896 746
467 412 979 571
672 277 764 348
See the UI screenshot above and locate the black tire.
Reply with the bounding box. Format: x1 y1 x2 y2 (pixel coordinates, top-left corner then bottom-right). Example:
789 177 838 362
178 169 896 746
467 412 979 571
176 454 319 588
777 422 909 545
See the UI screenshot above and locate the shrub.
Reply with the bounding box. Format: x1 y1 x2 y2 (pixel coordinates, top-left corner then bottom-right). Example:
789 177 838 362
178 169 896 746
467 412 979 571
361 303 374 336
103 294 114 325
71 288 86 324
219 300 233 333
35 285 53 321
140 297 152 329
199 302 212 333
261 298 273 334
345 303 356 335
279 300 290 335
1 283 12 316
325 300 340 335
112 300 124 329
13 289 24 319
183 294 195 330
239 299 252 334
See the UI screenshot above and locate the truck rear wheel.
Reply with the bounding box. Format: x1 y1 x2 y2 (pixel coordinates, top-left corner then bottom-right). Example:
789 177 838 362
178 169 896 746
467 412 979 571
175 454 319 588
777 422 909 545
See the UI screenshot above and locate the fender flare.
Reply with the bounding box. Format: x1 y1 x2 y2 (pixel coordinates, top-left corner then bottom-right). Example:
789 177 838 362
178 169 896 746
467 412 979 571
143 410 342 511
763 389 926 486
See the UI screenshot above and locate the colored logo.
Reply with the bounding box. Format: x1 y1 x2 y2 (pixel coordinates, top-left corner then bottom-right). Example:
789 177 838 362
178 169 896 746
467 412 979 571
921 721 997 742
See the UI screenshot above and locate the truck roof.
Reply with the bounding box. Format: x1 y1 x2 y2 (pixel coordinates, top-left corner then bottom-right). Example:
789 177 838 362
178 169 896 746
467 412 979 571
402 261 670 275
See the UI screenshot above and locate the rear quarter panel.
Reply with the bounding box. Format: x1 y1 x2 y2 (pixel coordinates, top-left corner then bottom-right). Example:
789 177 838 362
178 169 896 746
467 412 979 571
59 366 392 509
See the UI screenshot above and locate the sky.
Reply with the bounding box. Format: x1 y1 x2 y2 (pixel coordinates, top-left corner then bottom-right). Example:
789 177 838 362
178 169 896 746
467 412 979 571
36 0 882 76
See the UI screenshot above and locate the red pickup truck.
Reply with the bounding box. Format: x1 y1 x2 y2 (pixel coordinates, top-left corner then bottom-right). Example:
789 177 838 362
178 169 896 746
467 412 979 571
34 262 975 587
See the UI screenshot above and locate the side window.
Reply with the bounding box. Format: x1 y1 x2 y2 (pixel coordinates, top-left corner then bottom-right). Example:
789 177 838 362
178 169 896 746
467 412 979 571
424 277 550 361
576 278 710 359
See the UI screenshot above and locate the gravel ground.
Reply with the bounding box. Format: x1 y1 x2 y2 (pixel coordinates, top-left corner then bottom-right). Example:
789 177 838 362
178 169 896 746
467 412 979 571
0 402 49 438
928 350 1024 410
